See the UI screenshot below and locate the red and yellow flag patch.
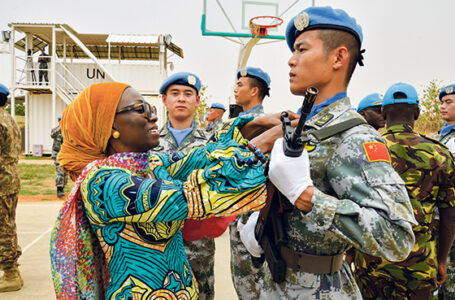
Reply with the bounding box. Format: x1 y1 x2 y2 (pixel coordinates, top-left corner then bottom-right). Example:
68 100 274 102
362 142 391 163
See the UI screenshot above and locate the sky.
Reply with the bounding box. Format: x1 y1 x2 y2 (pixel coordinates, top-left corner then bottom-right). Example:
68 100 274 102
0 0 453 114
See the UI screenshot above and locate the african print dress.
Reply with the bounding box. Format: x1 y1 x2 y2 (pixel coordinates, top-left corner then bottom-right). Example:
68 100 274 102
50 116 267 299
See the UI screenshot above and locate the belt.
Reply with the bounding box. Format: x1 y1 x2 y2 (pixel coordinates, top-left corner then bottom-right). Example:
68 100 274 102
280 246 344 275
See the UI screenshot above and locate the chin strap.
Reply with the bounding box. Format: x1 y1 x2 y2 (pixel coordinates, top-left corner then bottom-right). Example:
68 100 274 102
358 49 366 66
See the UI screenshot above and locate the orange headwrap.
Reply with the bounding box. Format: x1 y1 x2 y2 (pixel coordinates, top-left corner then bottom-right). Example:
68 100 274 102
58 82 130 181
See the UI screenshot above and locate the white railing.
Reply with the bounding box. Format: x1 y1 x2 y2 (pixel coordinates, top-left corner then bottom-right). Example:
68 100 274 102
15 55 52 86
14 55 88 104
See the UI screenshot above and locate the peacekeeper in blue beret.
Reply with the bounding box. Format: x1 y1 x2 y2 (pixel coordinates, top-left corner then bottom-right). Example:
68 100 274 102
205 102 226 134
436 83 455 300
237 6 416 299
357 93 385 130
152 72 215 300
234 66 271 118
436 84 455 154
229 66 272 299
354 82 455 299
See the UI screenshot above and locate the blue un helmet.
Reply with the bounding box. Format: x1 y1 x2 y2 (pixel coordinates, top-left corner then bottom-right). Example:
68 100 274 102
159 72 202 95
382 83 419 107
439 84 455 101
285 6 365 66
357 93 383 112
0 83 10 96
210 102 226 111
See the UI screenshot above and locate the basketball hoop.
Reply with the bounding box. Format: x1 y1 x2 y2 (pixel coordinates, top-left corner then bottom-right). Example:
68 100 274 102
249 16 283 37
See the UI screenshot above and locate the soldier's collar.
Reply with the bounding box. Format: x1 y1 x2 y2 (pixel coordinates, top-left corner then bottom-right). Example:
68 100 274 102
159 125 168 137
306 97 351 129
193 125 207 139
383 124 414 135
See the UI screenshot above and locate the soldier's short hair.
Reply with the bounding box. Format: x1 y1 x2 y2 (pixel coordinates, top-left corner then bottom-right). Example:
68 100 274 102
0 94 7 107
247 76 270 100
318 29 360 86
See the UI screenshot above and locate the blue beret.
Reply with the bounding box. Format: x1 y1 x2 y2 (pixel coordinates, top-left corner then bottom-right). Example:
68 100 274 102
210 102 226 111
285 6 363 57
0 83 9 96
159 72 201 95
237 67 271 88
382 83 419 107
357 93 383 112
439 84 455 100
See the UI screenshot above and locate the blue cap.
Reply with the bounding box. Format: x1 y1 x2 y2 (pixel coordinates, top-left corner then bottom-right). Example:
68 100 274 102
357 93 383 112
237 66 271 88
382 83 419 107
210 102 226 111
286 6 364 65
0 83 9 96
57 115 62 121
159 72 201 95
439 84 455 100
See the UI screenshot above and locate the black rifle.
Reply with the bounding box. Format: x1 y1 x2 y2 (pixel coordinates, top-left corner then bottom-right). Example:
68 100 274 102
253 87 318 283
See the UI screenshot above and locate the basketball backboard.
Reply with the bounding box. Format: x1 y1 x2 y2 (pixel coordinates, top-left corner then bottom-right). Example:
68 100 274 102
202 0 312 40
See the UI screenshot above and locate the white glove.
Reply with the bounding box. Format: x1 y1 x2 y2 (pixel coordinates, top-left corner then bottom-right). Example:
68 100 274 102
269 137 313 205
239 212 263 258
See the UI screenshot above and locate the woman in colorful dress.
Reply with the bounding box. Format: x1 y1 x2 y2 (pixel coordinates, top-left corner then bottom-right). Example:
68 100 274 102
49 82 276 299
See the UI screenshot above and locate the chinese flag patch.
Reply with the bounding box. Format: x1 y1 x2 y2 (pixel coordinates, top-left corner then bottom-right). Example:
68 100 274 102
362 142 391 163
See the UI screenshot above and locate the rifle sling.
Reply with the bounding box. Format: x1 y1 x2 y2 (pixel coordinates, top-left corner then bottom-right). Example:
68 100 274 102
310 118 366 141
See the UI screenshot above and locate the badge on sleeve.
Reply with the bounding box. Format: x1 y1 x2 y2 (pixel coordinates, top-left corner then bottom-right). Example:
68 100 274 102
362 142 391 163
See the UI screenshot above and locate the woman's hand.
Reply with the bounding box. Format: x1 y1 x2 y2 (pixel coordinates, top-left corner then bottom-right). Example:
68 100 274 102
240 110 300 140
249 124 283 154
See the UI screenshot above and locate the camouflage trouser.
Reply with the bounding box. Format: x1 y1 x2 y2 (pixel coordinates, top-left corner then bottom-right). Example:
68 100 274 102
183 237 215 300
0 193 22 269
54 159 67 188
229 218 264 300
440 249 455 300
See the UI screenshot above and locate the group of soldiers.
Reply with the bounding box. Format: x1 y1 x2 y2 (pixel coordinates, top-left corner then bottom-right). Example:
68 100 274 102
1 4 455 300
149 6 455 300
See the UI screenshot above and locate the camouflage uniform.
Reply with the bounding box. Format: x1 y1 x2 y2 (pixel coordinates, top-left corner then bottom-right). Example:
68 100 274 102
205 119 223 136
436 126 455 300
0 107 21 270
50 126 67 189
150 122 214 299
229 105 266 300
354 124 455 299
260 98 416 299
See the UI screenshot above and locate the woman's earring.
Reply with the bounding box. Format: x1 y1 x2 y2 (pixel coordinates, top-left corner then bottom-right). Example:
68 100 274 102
112 131 120 139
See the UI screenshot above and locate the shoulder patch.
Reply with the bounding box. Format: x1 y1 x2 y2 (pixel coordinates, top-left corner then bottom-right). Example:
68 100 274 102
362 142 391 163
315 113 334 127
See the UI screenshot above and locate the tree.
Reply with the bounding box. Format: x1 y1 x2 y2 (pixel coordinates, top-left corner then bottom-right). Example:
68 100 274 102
414 79 444 135
194 85 210 128
5 101 25 116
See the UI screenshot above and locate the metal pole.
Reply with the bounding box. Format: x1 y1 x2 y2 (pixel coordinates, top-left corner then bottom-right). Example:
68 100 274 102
25 93 29 154
52 25 56 126
10 26 16 119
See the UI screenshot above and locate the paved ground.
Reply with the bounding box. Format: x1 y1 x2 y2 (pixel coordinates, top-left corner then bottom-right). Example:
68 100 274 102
0 201 238 299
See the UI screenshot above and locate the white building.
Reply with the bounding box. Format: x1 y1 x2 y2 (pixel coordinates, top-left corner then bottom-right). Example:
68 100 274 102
7 23 183 155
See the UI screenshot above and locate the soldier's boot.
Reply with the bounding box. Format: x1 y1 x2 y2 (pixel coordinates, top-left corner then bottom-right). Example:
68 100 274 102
57 187 65 198
0 266 23 292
